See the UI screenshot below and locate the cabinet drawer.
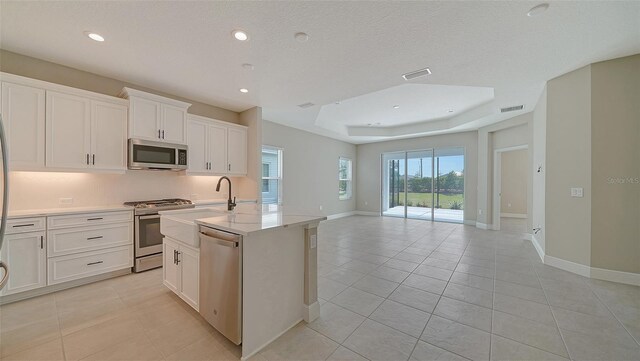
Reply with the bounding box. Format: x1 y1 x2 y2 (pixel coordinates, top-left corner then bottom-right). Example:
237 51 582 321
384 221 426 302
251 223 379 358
6 217 46 235
48 211 133 229
47 245 132 285
48 222 133 257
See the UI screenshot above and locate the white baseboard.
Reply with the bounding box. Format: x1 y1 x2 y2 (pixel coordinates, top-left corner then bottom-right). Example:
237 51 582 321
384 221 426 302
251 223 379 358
240 318 303 361
500 213 527 219
327 211 356 220
355 211 380 216
304 301 320 322
591 267 640 286
529 234 545 262
476 222 490 230
544 255 591 278
463 220 476 226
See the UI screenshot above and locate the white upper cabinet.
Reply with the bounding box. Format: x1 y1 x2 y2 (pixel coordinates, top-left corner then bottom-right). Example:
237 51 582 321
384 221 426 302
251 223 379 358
186 115 246 176
227 126 247 175
120 88 190 144
46 91 92 170
0 81 46 169
1 73 128 173
91 101 128 171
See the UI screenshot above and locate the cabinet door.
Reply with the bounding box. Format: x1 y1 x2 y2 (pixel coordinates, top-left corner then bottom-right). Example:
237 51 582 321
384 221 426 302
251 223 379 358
161 104 186 144
179 246 199 310
46 91 91 169
129 97 161 141
0 82 45 169
227 127 247 175
162 238 180 293
91 101 127 171
209 124 228 174
187 119 209 173
0 231 46 296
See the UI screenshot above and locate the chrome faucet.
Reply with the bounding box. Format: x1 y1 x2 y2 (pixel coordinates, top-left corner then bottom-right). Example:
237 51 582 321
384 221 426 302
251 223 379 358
216 176 236 211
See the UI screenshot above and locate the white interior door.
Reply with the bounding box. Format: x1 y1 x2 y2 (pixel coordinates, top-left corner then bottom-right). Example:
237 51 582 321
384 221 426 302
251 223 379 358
46 91 91 169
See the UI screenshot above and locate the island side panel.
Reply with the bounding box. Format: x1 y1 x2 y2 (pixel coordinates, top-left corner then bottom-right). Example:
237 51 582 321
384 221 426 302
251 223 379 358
241 227 305 359
304 224 320 322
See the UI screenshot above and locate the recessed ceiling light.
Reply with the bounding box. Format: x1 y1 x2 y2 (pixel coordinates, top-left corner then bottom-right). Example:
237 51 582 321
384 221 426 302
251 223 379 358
294 32 309 42
527 3 549 17
393 105 400 109
402 67 432 81
242 63 254 70
239 88 249 93
232 30 249 41
84 31 104 42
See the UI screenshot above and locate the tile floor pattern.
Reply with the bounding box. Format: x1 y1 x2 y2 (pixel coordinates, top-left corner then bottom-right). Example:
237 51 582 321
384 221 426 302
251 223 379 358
1 216 639 361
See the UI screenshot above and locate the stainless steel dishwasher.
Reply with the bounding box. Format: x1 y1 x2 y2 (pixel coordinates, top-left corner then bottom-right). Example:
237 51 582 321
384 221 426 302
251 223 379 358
199 225 242 345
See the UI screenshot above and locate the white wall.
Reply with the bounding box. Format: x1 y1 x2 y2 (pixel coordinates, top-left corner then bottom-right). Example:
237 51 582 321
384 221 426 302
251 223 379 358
8 171 248 210
262 120 357 216
356 132 478 223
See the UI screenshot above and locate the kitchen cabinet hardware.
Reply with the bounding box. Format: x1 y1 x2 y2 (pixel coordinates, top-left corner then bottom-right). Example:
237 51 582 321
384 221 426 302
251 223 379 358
40 236 44 249
86 154 90 165
12 223 35 228
228 164 231 171
176 251 181 264
86 236 103 240
162 130 165 139
92 154 95 165
86 261 104 266
87 217 103 221
158 129 161 139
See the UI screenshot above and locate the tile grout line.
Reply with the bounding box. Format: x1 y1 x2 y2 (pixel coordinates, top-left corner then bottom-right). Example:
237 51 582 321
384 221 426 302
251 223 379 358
584 281 640 347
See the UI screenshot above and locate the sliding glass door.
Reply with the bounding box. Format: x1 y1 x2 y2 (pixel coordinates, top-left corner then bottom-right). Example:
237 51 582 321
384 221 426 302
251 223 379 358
382 147 464 223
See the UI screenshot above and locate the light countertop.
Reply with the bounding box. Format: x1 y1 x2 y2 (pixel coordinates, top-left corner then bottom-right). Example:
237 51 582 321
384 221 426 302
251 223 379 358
8 205 133 219
193 199 256 206
193 203 326 236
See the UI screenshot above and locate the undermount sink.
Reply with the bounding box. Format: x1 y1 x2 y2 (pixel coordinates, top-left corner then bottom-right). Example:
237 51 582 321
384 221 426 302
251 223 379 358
160 208 229 247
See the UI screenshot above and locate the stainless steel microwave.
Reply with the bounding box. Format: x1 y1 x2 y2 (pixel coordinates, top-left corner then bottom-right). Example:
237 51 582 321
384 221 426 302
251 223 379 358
128 139 188 170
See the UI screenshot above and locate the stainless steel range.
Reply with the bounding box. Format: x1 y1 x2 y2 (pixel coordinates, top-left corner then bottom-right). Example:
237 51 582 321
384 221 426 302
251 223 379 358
124 198 195 272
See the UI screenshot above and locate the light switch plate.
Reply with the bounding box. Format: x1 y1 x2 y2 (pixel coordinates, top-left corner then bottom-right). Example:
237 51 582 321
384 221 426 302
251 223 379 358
570 187 584 197
310 235 317 249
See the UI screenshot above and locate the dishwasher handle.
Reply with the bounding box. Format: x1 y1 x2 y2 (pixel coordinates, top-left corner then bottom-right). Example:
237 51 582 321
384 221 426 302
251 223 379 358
200 230 240 248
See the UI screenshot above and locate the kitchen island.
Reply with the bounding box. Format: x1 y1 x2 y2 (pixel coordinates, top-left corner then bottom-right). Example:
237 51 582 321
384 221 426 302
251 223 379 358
160 203 326 360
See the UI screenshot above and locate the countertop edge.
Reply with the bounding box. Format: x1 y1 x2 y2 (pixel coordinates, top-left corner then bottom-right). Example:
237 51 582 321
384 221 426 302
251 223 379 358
195 216 327 237
8 205 134 219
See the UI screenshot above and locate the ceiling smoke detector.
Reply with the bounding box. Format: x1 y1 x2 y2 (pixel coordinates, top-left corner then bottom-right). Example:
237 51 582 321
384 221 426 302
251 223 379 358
297 102 315 109
501 105 524 113
294 32 309 42
402 67 432 81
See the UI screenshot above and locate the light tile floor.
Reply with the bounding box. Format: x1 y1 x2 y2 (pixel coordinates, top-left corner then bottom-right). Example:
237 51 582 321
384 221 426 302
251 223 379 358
1 216 639 361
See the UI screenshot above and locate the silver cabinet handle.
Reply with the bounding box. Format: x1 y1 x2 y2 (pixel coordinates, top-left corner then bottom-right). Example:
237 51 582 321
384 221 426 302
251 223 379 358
87 217 103 221
176 251 181 264
86 154 90 165
12 223 35 228
87 236 103 240
92 154 95 165
162 130 165 139
87 261 103 266
228 164 231 171
40 236 44 249
173 249 177 264
158 129 161 139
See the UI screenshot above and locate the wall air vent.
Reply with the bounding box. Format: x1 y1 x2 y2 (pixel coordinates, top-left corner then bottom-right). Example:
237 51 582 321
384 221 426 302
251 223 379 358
501 105 524 113
402 67 432 81
297 102 315 109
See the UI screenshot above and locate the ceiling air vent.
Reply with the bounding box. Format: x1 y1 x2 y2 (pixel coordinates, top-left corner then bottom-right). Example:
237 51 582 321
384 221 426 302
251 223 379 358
501 105 524 113
297 102 315 109
402 67 432 81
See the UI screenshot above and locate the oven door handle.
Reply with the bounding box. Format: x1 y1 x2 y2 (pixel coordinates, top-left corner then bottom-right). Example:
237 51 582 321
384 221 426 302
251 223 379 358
138 215 161 220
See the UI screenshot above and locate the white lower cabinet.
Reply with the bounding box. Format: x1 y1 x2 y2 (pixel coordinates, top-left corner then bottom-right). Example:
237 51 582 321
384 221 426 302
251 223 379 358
163 237 199 311
0 231 46 296
47 246 132 285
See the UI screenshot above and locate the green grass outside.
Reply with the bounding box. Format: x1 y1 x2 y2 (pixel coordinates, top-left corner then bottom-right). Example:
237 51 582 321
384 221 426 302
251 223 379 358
394 192 464 209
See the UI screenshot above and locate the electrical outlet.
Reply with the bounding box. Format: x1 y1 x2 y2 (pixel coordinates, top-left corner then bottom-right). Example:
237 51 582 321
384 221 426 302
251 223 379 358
364 201 368 206
59 198 73 205
570 187 584 197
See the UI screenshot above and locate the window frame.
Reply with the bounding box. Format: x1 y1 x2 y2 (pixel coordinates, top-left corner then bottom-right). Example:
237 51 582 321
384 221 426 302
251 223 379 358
338 156 353 201
261 145 283 205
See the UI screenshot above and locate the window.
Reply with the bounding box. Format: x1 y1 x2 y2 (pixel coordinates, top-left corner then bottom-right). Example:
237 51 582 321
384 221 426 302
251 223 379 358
261 146 283 204
339 157 352 200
